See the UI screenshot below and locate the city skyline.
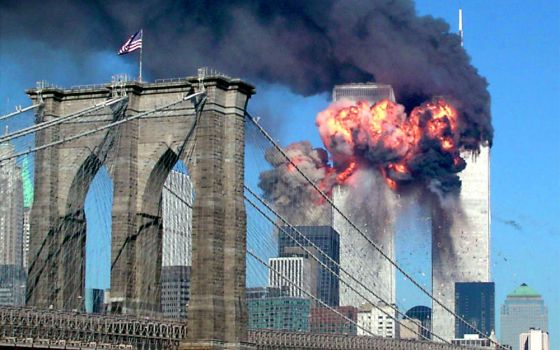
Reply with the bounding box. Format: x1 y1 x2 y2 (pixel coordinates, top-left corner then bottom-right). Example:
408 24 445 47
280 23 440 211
0 0 558 348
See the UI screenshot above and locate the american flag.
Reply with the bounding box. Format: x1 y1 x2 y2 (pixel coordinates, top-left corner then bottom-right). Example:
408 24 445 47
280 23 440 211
118 30 143 55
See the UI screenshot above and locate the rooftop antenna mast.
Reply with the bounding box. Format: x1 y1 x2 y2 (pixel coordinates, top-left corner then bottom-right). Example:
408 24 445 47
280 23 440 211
459 7 464 46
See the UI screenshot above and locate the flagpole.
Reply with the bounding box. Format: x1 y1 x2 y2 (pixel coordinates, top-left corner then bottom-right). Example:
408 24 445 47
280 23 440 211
139 45 143 82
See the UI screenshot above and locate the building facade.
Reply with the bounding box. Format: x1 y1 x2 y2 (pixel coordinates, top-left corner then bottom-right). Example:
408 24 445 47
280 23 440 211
405 306 432 340
357 302 397 338
0 140 25 306
85 288 105 313
500 284 548 350
246 287 311 332
278 225 339 306
160 265 191 320
269 256 314 298
309 306 358 335
454 282 495 338
432 147 491 341
519 329 549 350
161 170 193 267
332 84 397 308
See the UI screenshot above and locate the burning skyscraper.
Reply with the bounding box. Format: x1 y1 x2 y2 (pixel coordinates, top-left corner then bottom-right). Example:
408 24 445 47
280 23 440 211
331 83 397 307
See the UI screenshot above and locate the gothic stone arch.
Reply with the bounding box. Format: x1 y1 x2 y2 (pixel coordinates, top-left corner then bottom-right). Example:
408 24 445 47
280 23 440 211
26 76 255 348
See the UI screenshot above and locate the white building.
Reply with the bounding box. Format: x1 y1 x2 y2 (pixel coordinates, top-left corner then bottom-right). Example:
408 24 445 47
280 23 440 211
357 302 397 338
161 170 193 267
520 329 549 350
269 256 314 298
432 147 491 341
332 84 397 308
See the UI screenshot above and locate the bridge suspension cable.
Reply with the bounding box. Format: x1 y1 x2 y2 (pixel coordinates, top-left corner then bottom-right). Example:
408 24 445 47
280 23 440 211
244 187 445 343
246 112 507 349
0 104 41 122
0 92 205 164
246 248 376 338
0 96 128 144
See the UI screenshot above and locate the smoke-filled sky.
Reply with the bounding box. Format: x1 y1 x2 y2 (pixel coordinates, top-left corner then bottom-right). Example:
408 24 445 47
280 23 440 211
0 0 558 347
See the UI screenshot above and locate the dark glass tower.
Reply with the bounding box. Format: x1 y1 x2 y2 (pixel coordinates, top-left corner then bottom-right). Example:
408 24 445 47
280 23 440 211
278 226 340 307
454 282 495 338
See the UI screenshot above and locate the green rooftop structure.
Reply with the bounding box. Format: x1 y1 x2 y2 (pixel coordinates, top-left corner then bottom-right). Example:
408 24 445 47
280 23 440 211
507 283 541 298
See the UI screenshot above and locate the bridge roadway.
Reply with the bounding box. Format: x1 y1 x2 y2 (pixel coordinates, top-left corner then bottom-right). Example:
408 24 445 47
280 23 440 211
0 306 479 350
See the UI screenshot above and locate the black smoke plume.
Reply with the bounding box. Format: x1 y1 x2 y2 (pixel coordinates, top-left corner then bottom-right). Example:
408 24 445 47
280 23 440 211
1 0 491 149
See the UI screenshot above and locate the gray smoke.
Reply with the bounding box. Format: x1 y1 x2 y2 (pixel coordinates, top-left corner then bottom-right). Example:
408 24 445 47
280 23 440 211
258 141 333 225
1 0 491 150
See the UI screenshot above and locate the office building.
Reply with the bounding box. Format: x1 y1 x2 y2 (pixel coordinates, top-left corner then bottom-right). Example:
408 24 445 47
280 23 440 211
332 84 397 308
21 154 33 271
519 329 549 350
455 282 495 338
309 306 358 335
246 287 310 332
405 305 432 340
162 170 193 267
500 284 548 350
400 318 423 340
269 256 315 298
0 265 26 305
85 288 105 313
161 265 191 320
0 140 25 306
432 147 491 341
357 302 397 338
279 225 339 306
0 140 24 268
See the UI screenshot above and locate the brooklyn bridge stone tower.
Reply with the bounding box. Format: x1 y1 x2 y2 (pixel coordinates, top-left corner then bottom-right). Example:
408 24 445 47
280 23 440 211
25 73 255 349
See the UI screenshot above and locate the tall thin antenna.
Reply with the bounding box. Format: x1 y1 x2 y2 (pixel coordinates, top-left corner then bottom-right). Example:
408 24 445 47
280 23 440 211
459 7 464 46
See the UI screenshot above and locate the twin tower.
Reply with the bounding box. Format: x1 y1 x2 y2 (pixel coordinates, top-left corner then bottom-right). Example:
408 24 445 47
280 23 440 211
332 83 490 341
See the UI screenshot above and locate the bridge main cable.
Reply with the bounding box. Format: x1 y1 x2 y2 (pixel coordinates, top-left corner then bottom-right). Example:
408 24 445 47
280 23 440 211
246 112 508 349
0 92 205 164
0 104 42 122
0 96 127 144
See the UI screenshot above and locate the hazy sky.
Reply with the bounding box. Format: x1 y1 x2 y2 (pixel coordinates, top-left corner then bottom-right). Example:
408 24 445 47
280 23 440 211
0 0 558 347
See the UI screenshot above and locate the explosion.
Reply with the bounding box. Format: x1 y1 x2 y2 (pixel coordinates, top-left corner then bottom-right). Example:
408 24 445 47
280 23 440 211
316 97 466 194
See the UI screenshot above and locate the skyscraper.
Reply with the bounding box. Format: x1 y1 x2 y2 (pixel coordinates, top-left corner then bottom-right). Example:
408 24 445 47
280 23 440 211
160 170 193 319
432 147 491 341
331 83 397 308
162 170 193 267
0 141 24 268
278 225 339 306
269 256 315 298
0 140 25 306
454 282 495 338
500 284 548 350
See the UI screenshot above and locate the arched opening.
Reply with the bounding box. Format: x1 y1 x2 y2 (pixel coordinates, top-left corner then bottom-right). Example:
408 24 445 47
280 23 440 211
160 160 193 320
83 164 113 313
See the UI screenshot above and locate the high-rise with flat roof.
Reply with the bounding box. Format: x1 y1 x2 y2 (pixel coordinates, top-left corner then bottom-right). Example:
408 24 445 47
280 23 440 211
279 225 339 306
519 329 549 350
454 282 495 338
432 148 491 341
269 256 315 298
332 84 397 308
500 284 548 350
0 140 25 306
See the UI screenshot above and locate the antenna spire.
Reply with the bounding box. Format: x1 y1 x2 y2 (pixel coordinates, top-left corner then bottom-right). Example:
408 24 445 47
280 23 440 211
459 7 464 46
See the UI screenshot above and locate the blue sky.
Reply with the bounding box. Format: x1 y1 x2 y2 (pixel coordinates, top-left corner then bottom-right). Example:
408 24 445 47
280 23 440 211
1 0 558 347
